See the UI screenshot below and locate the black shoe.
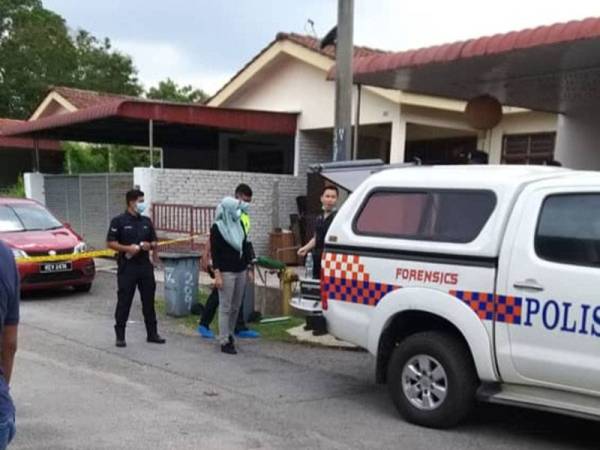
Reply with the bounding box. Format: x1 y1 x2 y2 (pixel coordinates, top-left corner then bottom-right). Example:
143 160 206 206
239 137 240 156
147 334 166 344
228 335 235 345
221 342 237 355
114 325 126 347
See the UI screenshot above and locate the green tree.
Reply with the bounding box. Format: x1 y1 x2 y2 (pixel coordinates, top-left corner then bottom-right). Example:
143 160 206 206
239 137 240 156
147 78 208 103
72 30 142 96
0 0 142 119
0 0 77 118
64 142 160 174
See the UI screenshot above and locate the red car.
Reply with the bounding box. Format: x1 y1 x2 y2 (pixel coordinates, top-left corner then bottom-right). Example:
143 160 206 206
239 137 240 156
0 197 95 292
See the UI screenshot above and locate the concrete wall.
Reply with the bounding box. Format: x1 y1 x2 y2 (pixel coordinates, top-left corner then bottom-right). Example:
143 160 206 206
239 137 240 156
135 168 305 256
24 172 45 204
555 108 600 169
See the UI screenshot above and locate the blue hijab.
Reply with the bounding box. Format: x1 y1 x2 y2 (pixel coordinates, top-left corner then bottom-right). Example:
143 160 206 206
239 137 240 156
215 197 248 255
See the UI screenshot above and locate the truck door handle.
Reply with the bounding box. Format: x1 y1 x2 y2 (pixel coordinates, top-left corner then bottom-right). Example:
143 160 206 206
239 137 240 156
513 279 544 292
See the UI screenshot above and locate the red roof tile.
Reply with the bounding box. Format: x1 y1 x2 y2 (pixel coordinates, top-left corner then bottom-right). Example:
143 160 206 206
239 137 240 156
0 118 60 151
349 16 600 78
276 32 389 59
0 118 24 129
52 86 133 109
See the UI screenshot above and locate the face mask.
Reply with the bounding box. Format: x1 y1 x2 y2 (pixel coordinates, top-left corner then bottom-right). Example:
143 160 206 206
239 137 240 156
136 202 147 214
239 201 250 213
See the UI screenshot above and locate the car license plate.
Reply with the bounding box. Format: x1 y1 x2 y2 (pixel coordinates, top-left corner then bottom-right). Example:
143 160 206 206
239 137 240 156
40 262 72 273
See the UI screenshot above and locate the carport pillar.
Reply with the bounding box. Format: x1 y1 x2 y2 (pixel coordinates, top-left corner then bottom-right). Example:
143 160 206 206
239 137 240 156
148 119 154 168
389 117 407 164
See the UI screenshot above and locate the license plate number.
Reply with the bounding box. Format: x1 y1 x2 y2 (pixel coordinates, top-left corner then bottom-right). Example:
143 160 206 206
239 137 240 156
40 262 72 273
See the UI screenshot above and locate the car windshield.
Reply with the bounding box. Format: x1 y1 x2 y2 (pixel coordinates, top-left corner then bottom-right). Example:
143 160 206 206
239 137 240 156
0 204 63 232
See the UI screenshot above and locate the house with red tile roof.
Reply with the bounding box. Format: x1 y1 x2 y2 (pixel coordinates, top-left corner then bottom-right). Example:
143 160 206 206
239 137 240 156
208 32 558 168
30 86 134 120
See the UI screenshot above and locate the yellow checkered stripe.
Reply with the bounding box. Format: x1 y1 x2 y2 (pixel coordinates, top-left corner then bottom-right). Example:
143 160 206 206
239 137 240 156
14 235 203 264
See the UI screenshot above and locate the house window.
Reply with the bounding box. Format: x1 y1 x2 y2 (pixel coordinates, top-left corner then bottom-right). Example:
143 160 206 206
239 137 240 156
502 132 556 165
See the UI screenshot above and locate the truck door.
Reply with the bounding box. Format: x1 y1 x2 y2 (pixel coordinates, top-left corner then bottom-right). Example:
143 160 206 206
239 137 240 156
498 187 600 393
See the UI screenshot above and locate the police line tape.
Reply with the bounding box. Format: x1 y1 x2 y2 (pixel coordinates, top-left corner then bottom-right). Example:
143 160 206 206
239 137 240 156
14 235 203 264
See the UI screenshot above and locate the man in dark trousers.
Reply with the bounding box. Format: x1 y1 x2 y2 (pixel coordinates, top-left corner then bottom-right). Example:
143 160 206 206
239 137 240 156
107 189 165 347
0 240 20 448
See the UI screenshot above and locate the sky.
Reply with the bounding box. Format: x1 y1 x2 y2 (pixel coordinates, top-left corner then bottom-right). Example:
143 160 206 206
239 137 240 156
43 0 600 95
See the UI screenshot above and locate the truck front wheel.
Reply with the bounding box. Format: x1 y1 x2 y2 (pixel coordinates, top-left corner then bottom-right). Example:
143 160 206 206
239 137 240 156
387 331 477 428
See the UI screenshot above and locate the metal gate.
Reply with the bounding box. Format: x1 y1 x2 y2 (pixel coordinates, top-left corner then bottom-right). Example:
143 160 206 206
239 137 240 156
44 174 133 249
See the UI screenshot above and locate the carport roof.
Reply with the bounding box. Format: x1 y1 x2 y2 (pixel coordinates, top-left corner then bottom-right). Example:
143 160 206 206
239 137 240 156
335 16 600 113
0 118 60 151
3 97 298 147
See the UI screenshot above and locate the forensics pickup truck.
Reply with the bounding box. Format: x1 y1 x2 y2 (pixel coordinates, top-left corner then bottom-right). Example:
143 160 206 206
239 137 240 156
318 164 600 428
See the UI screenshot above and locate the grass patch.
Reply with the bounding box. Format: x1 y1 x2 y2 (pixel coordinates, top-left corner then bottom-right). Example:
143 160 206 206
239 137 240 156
156 287 305 343
252 316 304 343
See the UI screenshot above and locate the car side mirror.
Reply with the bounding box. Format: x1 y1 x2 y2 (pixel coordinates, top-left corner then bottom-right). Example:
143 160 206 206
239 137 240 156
63 222 72 230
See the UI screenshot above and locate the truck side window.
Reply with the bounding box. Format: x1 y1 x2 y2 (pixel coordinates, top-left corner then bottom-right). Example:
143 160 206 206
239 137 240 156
535 194 600 267
354 189 495 243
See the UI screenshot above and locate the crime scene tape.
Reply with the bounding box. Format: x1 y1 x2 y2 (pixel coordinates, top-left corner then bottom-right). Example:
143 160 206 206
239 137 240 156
14 235 204 264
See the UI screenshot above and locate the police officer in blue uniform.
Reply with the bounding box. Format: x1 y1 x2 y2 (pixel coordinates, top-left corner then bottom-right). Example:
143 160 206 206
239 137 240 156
107 189 165 347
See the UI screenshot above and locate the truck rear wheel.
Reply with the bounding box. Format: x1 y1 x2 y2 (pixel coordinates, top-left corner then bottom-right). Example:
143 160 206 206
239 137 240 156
387 330 477 428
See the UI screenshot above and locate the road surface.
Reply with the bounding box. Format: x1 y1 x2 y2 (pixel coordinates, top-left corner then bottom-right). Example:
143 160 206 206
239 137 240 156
11 273 598 449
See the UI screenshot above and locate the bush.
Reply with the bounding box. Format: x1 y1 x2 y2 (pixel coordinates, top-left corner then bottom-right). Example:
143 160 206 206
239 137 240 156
3 176 25 198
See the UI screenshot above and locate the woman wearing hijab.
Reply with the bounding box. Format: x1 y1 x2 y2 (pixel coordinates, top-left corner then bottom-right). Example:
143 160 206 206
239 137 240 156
211 197 252 355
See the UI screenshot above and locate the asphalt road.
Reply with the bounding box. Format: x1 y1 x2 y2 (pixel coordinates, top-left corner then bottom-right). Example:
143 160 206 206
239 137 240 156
10 272 599 449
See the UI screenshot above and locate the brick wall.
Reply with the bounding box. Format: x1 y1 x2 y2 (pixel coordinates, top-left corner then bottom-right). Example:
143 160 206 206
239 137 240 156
136 168 306 256
297 130 332 177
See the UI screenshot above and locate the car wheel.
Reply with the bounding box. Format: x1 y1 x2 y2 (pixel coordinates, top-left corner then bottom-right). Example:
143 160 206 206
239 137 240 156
73 283 92 293
387 330 477 428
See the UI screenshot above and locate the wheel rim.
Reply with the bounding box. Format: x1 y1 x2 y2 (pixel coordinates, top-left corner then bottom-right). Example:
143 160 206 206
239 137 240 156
401 354 448 411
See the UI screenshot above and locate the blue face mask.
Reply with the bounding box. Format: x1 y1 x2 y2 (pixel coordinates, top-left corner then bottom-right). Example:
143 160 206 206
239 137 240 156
136 202 147 214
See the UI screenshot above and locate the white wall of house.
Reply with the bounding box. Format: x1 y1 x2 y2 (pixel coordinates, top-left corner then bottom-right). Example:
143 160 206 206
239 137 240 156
221 54 405 166
555 107 600 169
223 54 401 131
218 48 558 167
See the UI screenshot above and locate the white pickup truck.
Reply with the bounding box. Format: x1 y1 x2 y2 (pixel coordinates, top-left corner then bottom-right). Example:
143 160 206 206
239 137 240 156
318 164 600 428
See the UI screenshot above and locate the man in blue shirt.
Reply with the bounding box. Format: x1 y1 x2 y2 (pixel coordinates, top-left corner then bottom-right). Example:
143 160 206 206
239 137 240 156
0 240 20 448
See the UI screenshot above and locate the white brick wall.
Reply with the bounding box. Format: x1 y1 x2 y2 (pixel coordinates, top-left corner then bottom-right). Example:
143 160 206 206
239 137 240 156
136 168 305 256
297 130 332 177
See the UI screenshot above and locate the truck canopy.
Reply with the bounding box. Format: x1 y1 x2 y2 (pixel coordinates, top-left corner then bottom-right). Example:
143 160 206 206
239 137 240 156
309 159 415 192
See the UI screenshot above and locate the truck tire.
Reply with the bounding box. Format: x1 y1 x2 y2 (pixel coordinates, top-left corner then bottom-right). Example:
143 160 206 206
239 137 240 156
387 330 477 428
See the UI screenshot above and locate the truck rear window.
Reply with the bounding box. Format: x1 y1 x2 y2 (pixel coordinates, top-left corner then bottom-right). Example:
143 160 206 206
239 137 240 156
353 189 496 243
